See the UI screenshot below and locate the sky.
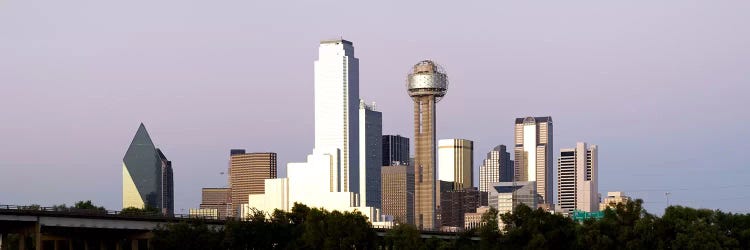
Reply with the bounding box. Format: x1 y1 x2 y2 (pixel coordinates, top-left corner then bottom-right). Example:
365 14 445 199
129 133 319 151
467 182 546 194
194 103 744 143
1 1 748 215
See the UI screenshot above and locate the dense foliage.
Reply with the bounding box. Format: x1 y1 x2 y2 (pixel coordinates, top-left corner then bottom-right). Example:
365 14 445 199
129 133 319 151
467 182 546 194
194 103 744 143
486 199 750 250
148 200 750 249
151 203 377 250
120 205 163 216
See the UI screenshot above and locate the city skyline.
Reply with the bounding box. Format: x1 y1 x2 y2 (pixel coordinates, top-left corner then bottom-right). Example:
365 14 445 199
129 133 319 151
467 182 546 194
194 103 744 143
1 1 748 216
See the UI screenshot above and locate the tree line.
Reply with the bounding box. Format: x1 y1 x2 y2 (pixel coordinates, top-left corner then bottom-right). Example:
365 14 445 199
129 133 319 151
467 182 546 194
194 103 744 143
151 199 750 250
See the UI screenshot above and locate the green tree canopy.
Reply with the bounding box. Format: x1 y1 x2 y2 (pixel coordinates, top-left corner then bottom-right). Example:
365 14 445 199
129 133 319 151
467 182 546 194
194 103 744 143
73 200 105 211
151 222 223 250
384 223 423 250
145 199 750 249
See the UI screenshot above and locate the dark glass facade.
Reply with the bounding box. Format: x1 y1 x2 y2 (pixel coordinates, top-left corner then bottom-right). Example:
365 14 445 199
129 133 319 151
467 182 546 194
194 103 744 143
438 187 488 229
382 135 410 166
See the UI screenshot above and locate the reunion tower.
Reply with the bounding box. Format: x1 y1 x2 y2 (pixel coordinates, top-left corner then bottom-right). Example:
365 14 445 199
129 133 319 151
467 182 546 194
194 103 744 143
407 60 448 229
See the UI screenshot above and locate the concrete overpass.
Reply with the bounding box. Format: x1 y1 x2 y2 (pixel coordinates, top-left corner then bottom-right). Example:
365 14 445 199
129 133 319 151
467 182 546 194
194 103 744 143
0 205 223 250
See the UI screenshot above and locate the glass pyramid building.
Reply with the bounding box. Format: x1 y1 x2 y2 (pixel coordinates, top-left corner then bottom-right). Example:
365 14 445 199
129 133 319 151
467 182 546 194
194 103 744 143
122 123 174 215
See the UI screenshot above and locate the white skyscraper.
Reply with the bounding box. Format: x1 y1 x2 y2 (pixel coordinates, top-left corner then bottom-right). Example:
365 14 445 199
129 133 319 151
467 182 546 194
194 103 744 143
246 39 389 225
359 100 382 208
314 39 360 193
557 142 599 214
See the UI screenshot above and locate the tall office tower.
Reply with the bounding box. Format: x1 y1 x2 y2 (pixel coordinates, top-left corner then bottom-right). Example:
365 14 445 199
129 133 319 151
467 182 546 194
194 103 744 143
382 135 410 166
200 188 231 219
381 165 414 224
229 151 277 216
407 60 449 229
514 116 553 206
438 139 474 190
157 149 174 215
557 142 598 214
479 145 514 193
122 123 173 215
314 39 360 193
245 39 383 223
359 100 383 208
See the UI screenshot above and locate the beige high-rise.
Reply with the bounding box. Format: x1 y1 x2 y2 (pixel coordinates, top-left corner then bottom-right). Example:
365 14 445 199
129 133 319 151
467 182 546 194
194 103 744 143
514 116 553 207
229 151 277 217
381 165 415 224
407 60 448 229
438 139 474 190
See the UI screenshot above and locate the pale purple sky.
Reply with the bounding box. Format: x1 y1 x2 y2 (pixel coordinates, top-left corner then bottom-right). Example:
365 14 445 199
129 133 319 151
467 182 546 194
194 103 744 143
1 1 748 215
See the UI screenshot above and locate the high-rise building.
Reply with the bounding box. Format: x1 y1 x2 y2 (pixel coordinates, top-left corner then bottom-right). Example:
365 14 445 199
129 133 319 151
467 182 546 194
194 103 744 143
245 39 385 224
359 100 383 208
314 39 360 193
381 165 415 224
479 145 514 194
157 149 174 215
438 139 474 190
156 148 174 215
229 151 277 217
382 135 410 166
439 187 487 229
122 123 173 215
558 143 599 214
514 116 553 206
407 60 449 229
199 188 231 219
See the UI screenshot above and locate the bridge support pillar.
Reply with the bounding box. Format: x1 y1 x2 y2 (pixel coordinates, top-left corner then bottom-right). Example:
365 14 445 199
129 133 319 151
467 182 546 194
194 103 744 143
1 233 7 250
18 234 24 250
35 223 41 250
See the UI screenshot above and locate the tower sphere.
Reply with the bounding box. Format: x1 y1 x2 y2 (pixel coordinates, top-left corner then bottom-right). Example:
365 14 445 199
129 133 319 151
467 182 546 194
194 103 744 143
407 60 449 103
